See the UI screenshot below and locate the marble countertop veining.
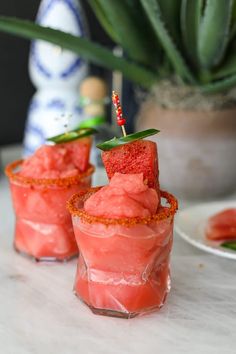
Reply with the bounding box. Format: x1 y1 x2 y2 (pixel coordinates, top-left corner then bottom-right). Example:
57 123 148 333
0 146 236 354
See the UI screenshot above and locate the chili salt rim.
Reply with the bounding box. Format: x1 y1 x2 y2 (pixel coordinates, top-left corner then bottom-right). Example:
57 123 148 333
5 159 95 187
67 187 178 226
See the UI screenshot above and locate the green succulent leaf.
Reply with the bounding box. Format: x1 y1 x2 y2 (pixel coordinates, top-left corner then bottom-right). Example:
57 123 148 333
140 0 195 84
158 0 182 48
47 128 97 144
89 0 120 43
213 47 236 79
198 0 233 69
200 73 236 93
97 129 160 151
1 1 236 93
181 0 203 66
124 0 162 66
91 0 158 67
229 0 236 40
0 16 157 88
221 241 236 251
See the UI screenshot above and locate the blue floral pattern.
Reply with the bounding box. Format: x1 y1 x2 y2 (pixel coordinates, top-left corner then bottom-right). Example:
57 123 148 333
31 0 85 79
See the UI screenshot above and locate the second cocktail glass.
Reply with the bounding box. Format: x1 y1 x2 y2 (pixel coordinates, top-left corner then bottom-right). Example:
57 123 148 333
6 160 94 261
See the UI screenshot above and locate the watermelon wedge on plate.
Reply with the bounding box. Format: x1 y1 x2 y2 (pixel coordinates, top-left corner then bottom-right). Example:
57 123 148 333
205 208 236 242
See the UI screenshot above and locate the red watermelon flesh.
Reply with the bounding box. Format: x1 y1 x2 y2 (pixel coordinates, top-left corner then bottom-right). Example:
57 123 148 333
20 137 92 179
205 208 236 241
63 137 92 172
102 140 159 191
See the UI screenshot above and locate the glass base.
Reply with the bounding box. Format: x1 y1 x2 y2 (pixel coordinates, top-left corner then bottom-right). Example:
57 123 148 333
14 216 78 262
90 307 138 319
74 292 164 319
14 244 78 262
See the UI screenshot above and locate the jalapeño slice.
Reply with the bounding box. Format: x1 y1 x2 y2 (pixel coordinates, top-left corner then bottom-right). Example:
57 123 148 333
47 128 97 144
97 129 160 151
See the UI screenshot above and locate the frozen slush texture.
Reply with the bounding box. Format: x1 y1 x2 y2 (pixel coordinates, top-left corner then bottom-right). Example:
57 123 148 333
84 173 159 218
20 138 91 179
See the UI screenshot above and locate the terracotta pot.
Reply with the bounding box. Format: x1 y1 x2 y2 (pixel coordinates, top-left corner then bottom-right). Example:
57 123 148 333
137 102 236 200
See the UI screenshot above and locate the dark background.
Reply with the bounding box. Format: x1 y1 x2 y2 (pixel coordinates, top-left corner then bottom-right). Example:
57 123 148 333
0 0 131 146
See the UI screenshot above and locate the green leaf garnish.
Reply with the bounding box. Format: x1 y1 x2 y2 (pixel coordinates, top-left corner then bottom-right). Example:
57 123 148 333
96 129 160 151
221 241 236 251
47 128 97 144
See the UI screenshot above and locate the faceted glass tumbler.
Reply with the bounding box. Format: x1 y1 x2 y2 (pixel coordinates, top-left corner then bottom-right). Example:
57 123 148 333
5 160 94 261
68 188 178 318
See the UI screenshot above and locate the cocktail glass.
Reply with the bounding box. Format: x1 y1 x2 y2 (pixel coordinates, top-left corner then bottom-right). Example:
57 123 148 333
68 188 178 318
5 160 94 261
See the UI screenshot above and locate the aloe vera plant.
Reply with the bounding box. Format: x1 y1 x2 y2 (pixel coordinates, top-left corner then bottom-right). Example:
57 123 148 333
0 0 236 93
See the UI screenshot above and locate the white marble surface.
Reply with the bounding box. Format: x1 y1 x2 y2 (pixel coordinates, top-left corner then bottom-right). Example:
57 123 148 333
0 146 236 354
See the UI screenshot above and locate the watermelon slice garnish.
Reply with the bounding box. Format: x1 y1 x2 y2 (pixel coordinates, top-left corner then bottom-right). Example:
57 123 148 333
99 92 160 193
101 139 159 191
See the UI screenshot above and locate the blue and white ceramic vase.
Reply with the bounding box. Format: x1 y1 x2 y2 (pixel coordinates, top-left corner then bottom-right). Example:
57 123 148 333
24 0 89 156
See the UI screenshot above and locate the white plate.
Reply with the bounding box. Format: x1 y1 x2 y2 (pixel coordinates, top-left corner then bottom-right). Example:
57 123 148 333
175 201 236 260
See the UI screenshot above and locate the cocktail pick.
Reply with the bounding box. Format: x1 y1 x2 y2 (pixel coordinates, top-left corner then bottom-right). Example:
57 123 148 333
112 91 127 137
97 91 160 151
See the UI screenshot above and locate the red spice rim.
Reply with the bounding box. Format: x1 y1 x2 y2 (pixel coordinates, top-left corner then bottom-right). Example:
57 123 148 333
5 159 95 187
67 187 178 226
